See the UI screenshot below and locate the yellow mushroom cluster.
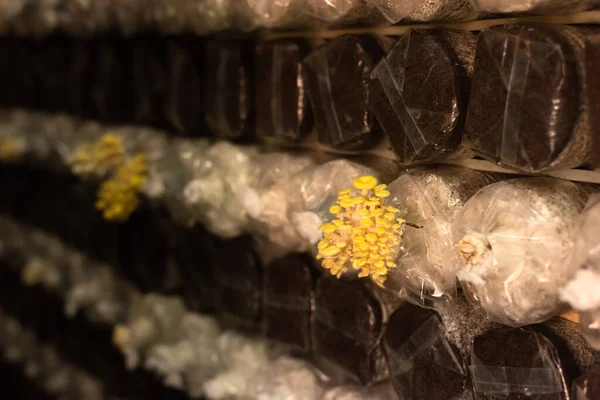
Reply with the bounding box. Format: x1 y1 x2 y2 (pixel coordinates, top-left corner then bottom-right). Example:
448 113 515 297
96 154 148 222
69 133 149 222
316 175 405 283
69 133 125 177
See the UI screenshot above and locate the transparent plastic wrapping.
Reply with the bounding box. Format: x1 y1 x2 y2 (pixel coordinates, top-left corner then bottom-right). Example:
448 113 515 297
304 35 383 150
464 24 591 173
7 1 63 37
247 356 325 400
92 40 133 124
585 32 600 170
172 224 218 313
322 382 399 399
144 313 222 396
204 39 254 140
572 368 600 400
180 141 258 238
470 327 576 400
454 178 594 326
65 263 135 326
212 236 263 332
263 253 316 352
234 0 301 30
67 40 95 119
0 312 106 400
255 40 312 144
113 294 186 369
56 0 115 36
131 37 167 128
383 166 500 307
368 0 476 23
0 111 54 164
0 40 37 108
539 318 600 374
116 126 170 201
384 303 471 400
469 0 600 15
250 159 377 255
560 195 600 350
370 30 476 165
33 37 70 113
202 331 281 400
312 277 388 385
164 39 206 136
439 293 500 359
148 0 233 35
161 138 211 226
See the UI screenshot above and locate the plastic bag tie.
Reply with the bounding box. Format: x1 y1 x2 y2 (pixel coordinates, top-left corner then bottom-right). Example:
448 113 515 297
373 57 427 154
470 363 564 395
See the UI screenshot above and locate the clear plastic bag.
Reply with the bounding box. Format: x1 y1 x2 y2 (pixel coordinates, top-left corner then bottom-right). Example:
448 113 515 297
263 253 316 352
312 276 388 385
144 313 222 396
560 195 600 350
205 39 254 140
586 31 600 171
161 138 211 226
113 294 187 369
179 141 259 238
464 24 590 173
302 0 385 27
234 0 300 30
370 30 476 165
147 0 233 35
212 235 263 332
255 40 312 144
469 0 600 15
572 368 600 400
383 166 500 307
202 331 282 400
322 382 399 400
130 38 167 127
304 35 383 150
384 303 471 400
247 356 325 400
250 159 377 256
164 39 206 136
0 111 67 165
368 0 476 23
91 40 134 124
470 327 574 400
454 177 594 326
